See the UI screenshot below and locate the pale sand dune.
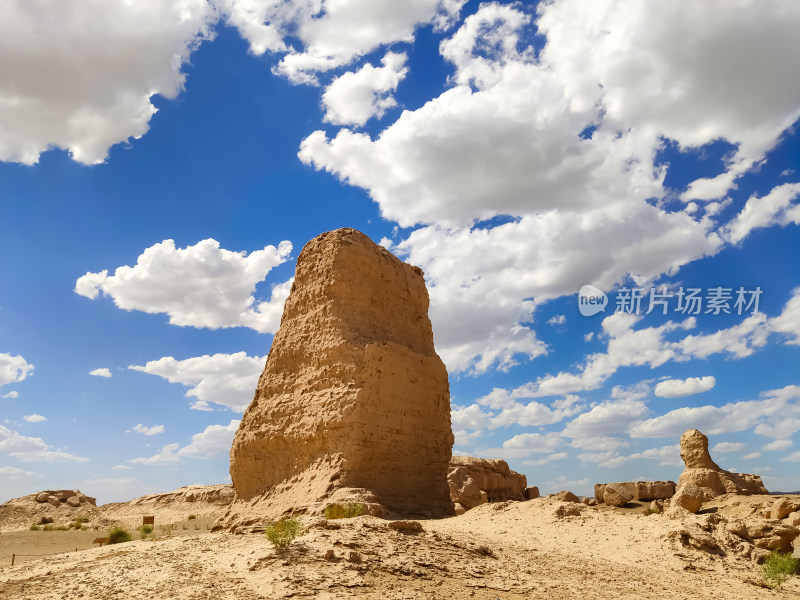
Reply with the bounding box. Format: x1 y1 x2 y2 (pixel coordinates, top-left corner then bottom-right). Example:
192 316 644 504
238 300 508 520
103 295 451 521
3 497 798 599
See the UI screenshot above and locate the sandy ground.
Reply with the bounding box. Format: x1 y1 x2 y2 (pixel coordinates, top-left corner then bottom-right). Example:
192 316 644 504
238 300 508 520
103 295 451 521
3 497 800 599
0 521 215 568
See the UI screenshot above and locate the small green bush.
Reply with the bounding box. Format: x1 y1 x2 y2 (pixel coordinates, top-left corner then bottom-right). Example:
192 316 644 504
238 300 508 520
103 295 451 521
108 526 132 544
30 523 41 531
762 551 799 589
265 517 300 549
187 514 197 520
137 524 153 539
43 524 53 531
324 503 364 520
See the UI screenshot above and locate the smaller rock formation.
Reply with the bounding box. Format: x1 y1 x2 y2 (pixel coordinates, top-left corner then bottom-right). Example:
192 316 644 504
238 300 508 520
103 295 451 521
766 498 798 520
676 429 767 502
554 503 584 518
670 483 704 514
524 486 540 500
594 481 675 504
603 483 634 507
0 490 102 531
448 457 527 510
666 512 800 559
551 491 580 503
34 490 96 506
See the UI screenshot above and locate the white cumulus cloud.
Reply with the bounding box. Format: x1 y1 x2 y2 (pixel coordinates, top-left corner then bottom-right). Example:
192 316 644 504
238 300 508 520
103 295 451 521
0 353 34 388
179 419 240 459
22 414 47 423
723 183 800 245
130 443 180 466
764 439 793 452
654 376 716 398
0 465 42 479
300 0 800 375
0 424 88 462
129 352 264 412
712 442 745 453
75 238 292 333
89 368 112 378
0 0 216 165
322 52 408 126
128 424 165 436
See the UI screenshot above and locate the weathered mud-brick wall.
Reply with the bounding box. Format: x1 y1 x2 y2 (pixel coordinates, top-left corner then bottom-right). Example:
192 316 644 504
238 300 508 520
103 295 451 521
221 228 454 528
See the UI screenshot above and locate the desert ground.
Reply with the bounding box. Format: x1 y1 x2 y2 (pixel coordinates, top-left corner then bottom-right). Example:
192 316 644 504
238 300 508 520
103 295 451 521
3 492 800 599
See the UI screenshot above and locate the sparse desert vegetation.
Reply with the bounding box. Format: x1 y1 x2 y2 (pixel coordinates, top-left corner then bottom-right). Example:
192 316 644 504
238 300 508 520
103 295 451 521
265 517 300 549
323 502 364 520
762 550 799 589
107 526 132 544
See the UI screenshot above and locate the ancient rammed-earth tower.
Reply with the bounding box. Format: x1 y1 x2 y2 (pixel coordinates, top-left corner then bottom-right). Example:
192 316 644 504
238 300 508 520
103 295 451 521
221 228 453 528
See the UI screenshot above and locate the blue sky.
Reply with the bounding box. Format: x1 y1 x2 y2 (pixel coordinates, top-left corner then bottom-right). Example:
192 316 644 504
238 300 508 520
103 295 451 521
2 0 800 504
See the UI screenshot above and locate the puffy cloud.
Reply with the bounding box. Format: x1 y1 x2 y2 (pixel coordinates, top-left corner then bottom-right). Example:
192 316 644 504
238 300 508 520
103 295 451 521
299 59 667 229
75 239 292 333
743 452 761 460
269 0 464 83
450 390 582 433
591 444 681 468
764 439 793 452
547 315 566 326
22 414 47 423
215 0 463 83
300 1 800 375
479 431 563 460
129 352 264 412
501 432 563 452
630 385 800 439
450 403 491 431
0 353 34 388
127 424 165 436
453 429 482 447
537 0 800 202
0 0 215 165
89 368 112 378
712 442 745 453
3 391 19 399
0 424 88 462
562 397 649 442
322 52 408 126
130 443 180 466
512 315 692 397
677 313 770 359
128 420 240 465
0 466 42 479
513 289 800 399
723 183 800 244
523 452 569 467
654 376 716 398
178 419 240 459
771 287 800 346
385 208 717 373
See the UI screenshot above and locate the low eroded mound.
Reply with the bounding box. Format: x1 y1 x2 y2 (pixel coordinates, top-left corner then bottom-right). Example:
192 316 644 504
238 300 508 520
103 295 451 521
0 490 103 531
102 484 234 528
